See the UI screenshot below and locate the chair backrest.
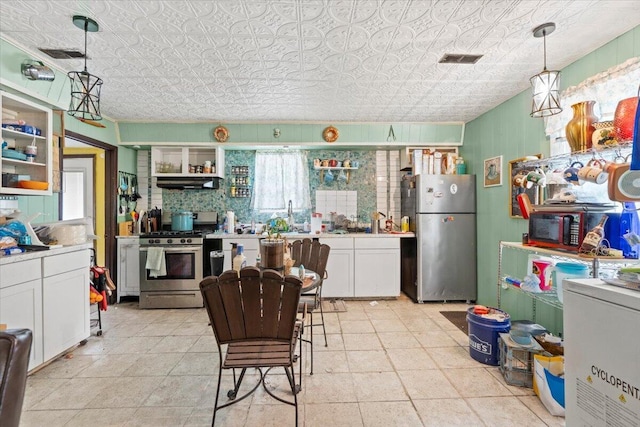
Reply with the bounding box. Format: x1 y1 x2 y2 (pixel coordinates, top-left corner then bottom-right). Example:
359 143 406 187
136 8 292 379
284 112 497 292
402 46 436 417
200 266 303 345
290 238 330 279
0 328 33 427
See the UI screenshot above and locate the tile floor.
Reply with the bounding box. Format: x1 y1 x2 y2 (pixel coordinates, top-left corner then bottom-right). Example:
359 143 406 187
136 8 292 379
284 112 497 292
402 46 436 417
21 295 565 426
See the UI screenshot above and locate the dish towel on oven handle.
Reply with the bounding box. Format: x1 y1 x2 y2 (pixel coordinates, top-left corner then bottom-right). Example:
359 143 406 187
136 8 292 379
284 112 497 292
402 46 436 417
145 246 166 278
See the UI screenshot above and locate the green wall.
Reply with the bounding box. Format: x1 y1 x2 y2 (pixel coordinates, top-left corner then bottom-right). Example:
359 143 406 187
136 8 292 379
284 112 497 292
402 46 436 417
117 146 136 174
118 122 464 145
462 25 640 334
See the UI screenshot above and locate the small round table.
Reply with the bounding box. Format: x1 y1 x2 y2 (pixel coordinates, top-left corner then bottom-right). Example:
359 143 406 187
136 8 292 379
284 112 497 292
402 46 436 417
289 266 320 292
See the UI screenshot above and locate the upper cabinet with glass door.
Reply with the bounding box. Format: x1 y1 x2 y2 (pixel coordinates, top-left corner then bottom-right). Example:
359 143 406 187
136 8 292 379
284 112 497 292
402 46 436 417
0 91 53 195
151 146 224 179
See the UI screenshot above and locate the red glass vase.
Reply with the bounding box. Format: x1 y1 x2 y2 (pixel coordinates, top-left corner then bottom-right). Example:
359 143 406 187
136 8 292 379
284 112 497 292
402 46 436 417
613 97 639 142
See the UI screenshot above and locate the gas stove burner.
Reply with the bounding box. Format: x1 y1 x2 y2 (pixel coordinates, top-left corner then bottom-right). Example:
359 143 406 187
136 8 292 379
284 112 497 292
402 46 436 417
141 230 203 238
139 230 204 246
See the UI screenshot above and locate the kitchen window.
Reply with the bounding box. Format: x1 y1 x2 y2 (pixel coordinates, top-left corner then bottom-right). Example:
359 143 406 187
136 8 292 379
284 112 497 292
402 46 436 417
251 150 311 213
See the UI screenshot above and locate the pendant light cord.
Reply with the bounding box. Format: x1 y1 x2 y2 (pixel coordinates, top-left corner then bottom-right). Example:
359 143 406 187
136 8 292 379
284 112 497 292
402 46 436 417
83 20 88 73
543 30 548 71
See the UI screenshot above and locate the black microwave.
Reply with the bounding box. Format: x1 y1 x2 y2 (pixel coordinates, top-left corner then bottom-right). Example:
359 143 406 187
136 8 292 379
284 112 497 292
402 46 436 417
528 211 605 252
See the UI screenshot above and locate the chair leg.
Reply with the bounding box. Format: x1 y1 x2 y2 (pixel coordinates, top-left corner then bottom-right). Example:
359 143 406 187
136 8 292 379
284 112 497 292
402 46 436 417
228 368 247 400
296 326 303 394
212 364 223 426
284 366 299 427
318 298 328 347
309 310 314 375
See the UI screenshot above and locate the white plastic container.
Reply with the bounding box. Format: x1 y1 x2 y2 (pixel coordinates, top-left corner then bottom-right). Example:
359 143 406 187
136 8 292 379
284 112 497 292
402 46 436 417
310 213 322 234
226 211 235 233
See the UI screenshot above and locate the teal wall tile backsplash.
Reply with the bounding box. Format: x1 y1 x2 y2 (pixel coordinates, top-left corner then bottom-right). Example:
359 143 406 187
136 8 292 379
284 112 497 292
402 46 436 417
162 149 382 226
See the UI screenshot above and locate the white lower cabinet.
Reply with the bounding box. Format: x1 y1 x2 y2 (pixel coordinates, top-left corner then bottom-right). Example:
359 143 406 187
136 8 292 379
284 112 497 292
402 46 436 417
215 236 402 298
223 238 259 271
117 238 140 301
42 268 90 361
320 237 355 298
0 246 90 371
0 277 44 370
322 237 400 298
42 250 90 362
354 238 400 298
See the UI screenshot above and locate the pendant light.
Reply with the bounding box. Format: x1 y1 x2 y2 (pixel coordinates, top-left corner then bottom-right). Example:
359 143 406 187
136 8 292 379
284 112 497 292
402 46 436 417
67 15 103 121
530 22 561 118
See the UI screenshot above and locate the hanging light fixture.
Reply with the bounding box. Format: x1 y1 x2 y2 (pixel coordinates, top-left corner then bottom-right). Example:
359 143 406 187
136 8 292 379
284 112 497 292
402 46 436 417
530 22 561 118
67 15 103 121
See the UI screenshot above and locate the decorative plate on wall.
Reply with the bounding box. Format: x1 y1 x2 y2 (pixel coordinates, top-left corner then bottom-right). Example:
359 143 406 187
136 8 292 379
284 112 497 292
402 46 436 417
213 126 229 142
323 126 339 143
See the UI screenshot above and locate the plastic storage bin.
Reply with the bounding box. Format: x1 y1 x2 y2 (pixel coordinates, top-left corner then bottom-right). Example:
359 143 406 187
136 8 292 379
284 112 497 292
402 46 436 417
467 307 510 366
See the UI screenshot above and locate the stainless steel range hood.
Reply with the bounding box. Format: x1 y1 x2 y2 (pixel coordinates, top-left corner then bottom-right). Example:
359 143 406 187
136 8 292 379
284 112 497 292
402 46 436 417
155 177 221 190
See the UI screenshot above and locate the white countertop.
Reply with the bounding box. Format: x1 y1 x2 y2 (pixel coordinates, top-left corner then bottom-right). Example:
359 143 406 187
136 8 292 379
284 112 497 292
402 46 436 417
204 232 415 239
115 232 414 240
0 242 93 265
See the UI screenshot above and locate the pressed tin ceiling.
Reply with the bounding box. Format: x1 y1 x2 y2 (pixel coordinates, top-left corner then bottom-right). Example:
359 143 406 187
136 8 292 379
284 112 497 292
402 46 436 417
0 1 639 124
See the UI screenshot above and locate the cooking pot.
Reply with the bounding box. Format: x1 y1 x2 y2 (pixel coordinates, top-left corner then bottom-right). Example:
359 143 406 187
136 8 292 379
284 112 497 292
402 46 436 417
171 211 194 231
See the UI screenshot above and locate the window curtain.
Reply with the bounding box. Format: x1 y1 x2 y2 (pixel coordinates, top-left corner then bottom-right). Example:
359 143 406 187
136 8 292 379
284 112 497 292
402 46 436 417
545 57 640 136
251 150 311 212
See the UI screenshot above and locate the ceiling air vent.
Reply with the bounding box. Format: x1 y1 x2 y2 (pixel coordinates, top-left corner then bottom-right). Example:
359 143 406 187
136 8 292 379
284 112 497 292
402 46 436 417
439 54 483 64
38 48 85 59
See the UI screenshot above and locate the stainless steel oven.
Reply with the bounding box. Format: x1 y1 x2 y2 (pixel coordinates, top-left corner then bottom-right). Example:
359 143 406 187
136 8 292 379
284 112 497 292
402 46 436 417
139 232 204 309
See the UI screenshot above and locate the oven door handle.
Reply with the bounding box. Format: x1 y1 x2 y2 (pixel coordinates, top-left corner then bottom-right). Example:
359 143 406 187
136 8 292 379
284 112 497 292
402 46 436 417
140 246 202 253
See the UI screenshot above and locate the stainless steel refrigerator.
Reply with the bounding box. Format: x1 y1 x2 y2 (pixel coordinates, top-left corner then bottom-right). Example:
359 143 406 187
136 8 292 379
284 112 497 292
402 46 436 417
401 174 477 302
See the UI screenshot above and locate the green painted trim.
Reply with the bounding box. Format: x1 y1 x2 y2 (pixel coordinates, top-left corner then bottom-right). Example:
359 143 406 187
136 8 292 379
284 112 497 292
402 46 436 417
117 122 465 146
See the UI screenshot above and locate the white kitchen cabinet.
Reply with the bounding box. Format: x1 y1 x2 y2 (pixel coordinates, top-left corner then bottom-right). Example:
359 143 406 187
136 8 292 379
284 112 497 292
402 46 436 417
223 238 259 270
117 237 140 302
215 235 403 298
400 146 459 171
0 258 43 370
0 90 53 195
0 246 91 371
320 237 355 298
42 250 90 362
354 238 400 297
151 146 224 179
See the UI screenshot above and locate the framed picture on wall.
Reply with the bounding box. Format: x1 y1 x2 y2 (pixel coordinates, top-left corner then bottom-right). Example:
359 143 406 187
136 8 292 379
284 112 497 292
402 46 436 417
483 155 503 187
509 154 543 218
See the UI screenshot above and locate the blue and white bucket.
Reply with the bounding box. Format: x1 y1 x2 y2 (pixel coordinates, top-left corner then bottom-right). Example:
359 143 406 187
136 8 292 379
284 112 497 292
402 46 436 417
466 307 511 366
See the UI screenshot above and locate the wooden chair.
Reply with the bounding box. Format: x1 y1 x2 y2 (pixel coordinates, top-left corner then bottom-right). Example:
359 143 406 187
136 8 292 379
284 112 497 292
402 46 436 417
0 329 33 427
290 238 330 374
200 267 303 426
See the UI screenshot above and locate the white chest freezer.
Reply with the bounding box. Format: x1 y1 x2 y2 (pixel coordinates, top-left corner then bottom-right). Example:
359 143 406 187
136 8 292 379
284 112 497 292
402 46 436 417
564 278 640 426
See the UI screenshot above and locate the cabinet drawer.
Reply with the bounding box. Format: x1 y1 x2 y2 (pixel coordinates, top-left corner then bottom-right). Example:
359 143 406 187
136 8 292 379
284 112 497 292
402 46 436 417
319 237 353 250
355 237 400 249
0 259 41 288
43 249 90 277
